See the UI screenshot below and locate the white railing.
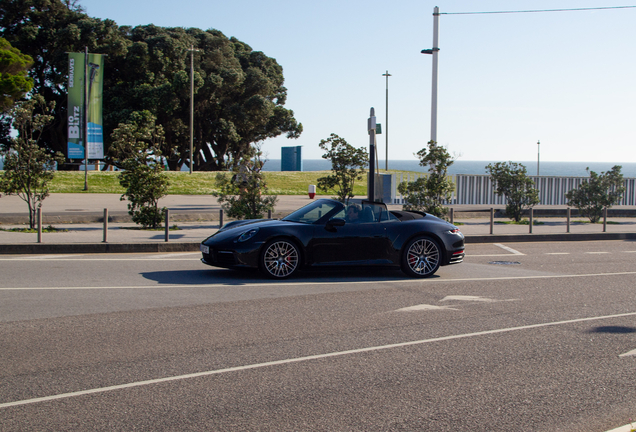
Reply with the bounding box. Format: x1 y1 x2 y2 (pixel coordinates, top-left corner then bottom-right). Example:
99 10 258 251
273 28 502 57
389 174 636 206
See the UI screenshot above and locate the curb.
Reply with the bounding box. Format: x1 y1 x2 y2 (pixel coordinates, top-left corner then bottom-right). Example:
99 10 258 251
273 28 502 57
2 233 635 254
0 242 200 254
464 232 636 243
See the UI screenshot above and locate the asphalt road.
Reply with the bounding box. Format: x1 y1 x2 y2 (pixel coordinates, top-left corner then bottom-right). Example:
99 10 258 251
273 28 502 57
1 241 635 431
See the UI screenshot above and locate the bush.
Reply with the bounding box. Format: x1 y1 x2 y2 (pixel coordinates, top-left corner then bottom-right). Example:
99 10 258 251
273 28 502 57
110 111 170 228
213 146 277 220
398 141 454 218
0 96 64 229
316 133 368 204
566 166 624 223
486 161 539 222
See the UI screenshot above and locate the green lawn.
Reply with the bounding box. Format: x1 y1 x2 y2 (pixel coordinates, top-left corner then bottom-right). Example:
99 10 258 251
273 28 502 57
39 170 395 196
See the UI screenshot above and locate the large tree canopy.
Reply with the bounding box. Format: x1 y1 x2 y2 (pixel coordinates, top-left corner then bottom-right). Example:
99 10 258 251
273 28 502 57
0 0 302 171
0 0 128 163
0 37 34 112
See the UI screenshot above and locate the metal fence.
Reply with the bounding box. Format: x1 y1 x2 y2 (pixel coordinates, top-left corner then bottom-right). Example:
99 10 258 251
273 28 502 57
389 173 636 206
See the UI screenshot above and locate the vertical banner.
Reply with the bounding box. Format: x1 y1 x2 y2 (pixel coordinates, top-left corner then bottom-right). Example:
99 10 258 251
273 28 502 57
67 52 84 159
86 53 104 159
67 53 104 159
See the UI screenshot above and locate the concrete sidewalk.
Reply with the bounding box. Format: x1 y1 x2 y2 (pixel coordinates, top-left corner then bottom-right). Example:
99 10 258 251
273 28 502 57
1 194 636 254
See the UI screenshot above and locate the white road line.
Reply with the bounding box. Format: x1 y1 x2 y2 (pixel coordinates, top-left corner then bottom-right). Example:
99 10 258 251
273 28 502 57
395 304 458 312
2 311 635 410
493 243 525 255
0 258 196 261
619 349 636 358
2 271 636 291
466 254 525 257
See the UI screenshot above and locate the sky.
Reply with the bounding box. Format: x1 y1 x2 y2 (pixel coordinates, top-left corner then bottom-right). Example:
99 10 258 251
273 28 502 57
78 0 636 164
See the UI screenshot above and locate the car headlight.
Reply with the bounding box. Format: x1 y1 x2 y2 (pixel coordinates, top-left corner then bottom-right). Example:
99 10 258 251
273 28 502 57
237 228 259 242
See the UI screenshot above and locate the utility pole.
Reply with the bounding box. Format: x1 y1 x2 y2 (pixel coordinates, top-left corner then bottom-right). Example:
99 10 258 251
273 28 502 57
368 108 377 202
83 46 88 190
537 140 540 176
188 45 201 174
421 6 440 143
382 71 391 170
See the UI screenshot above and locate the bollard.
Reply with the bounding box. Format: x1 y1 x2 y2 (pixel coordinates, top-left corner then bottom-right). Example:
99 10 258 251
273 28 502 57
603 207 607 232
165 209 170 242
37 208 42 243
529 208 533 234
450 208 454 225
103 208 108 243
566 208 571 233
268 209 272 219
219 209 224 228
490 208 494 235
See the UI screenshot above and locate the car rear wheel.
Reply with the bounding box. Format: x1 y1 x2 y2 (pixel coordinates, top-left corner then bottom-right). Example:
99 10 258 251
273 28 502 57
261 239 300 278
402 236 441 278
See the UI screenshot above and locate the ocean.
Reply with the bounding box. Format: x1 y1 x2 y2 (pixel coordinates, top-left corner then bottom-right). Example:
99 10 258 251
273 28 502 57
1 157 634 178
262 159 636 178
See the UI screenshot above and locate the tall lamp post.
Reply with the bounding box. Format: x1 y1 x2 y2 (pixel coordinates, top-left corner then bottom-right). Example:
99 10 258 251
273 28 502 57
537 140 540 176
382 71 391 171
421 6 440 143
188 45 201 174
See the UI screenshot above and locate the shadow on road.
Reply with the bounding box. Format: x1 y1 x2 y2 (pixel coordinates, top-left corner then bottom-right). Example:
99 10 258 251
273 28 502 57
587 325 636 334
141 267 415 285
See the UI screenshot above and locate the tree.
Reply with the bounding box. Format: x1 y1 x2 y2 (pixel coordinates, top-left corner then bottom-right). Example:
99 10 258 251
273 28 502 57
398 141 455 218
486 161 539 222
105 26 302 171
0 37 34 112
316 134 368 204
1 3 302 170
0 96 64 228
110 111 170 228
0 0 129 163
566 166 625 223
212 144 277 220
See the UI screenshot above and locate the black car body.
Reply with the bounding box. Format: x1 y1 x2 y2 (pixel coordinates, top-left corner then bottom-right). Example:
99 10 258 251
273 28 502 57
201 199 464 278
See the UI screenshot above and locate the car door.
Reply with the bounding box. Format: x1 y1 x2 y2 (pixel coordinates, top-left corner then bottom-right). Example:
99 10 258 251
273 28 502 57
309 202 391 266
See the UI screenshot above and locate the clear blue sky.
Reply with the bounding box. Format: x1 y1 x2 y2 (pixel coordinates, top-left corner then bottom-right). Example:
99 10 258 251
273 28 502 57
79 0 636 164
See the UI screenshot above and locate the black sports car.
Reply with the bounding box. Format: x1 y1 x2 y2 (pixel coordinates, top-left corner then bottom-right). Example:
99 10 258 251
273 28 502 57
201 199 465 278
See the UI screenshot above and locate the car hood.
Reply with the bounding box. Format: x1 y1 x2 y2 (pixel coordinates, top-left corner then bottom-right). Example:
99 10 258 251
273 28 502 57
203 218 301 243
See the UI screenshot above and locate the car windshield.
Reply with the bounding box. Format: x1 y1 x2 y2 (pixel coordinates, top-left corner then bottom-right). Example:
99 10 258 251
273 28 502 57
331 201 398 223
282 200 344 224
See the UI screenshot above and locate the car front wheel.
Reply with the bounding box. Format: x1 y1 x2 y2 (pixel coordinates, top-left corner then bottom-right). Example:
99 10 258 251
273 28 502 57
402 236 441 278
261 239 300 278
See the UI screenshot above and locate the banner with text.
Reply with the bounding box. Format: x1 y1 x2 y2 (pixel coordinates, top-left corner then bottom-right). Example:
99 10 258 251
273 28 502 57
67 53 104 159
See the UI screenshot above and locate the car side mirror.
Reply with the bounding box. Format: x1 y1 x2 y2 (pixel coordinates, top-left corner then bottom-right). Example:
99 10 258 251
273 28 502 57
326 218 346 231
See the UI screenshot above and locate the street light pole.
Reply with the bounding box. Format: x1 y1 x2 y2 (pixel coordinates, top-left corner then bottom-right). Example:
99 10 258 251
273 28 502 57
421 6 440 143
537 140 540 176
188 45 201 174
382 70 391 171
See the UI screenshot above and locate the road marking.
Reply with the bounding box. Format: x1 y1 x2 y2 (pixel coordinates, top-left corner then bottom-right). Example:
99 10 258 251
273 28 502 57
0 257 196 261
466 254 525 257
493 244 525 255
2 311 635 410
440 295 497 303
395 304 458 312
619 349 636 358
2 271 636 291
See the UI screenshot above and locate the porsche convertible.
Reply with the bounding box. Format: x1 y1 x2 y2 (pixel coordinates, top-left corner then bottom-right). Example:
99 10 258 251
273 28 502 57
200 199 465 278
